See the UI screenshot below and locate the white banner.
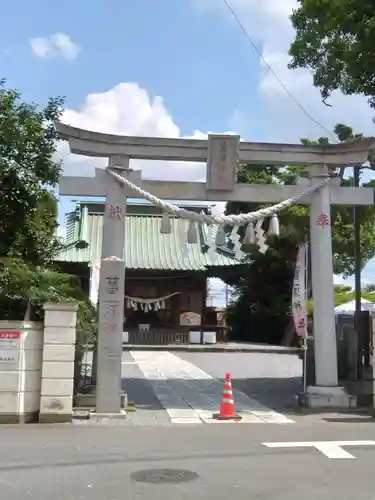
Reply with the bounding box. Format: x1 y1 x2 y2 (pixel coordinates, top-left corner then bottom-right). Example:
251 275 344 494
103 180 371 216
292 244 308 337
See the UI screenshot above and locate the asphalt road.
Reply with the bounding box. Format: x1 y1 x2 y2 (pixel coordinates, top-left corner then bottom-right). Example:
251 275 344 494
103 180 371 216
2 422 375 499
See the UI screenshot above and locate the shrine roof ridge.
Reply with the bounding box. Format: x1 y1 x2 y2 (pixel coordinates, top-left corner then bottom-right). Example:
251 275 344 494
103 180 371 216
56 122 375 166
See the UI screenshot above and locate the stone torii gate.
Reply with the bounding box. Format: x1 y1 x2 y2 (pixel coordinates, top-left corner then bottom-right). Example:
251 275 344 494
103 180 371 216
57 122 375 414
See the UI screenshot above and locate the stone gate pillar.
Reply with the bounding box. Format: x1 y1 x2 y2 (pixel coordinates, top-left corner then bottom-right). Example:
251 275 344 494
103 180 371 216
95 156 128 415
39 302 78 423
307 165 355 407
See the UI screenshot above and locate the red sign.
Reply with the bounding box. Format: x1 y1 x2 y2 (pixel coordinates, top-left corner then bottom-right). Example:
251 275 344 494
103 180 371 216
316 212 330 228
107 204 122 220
0 331 20 339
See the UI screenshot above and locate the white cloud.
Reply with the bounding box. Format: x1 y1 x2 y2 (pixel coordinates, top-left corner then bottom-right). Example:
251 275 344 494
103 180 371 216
30 33 80 60
194 0 375 141
258 48 375 142
59 82 236 181
229 109 252 137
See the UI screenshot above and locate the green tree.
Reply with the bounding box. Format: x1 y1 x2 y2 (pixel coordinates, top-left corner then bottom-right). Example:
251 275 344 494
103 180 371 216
0 79 63 263
222 125 375 344
288 0 375 107
0 82 94 309
0 81 96 386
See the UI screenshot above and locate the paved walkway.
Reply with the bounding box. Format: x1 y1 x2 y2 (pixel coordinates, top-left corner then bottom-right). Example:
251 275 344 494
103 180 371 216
130 351 295 425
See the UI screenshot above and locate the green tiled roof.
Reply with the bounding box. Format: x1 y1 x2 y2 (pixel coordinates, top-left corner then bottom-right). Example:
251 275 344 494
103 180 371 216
56 214 241 271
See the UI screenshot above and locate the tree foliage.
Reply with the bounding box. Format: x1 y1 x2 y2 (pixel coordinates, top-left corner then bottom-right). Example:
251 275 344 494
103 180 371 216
0 81 96 350
288 0 375 107
222 125 375 344
0 79 63 263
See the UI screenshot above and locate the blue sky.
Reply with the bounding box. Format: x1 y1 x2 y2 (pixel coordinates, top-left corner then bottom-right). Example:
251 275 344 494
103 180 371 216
2 0 375 302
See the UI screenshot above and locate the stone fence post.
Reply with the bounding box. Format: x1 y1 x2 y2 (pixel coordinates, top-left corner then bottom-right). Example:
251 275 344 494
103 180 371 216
39 302 78 423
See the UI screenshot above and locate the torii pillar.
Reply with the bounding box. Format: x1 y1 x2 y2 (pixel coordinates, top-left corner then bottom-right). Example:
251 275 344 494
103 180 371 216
307 166 346 405
95 156 128 414
95 157 143 414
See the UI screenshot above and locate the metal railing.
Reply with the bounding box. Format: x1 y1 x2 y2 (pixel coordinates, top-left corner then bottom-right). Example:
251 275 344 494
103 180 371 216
126 326 230 345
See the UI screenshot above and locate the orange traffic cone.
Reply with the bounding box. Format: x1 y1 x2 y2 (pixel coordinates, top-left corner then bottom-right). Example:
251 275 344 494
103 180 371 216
213 372 242 421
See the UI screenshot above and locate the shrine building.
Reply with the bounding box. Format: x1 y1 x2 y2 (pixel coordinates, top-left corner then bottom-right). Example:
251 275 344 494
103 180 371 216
55 200 243 344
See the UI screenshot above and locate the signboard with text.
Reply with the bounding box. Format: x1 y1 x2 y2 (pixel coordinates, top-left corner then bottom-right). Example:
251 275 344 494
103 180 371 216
0 331 20 363
180 312 201 326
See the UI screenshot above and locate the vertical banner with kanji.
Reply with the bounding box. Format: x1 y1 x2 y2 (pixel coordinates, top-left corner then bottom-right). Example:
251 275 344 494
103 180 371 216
292 244 308 338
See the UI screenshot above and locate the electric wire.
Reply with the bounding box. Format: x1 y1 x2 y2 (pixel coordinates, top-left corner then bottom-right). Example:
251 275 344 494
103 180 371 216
221 0 336 141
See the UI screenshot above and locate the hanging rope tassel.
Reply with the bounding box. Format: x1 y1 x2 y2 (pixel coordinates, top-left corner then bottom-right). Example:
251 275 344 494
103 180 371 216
268 214 280 236
215 227 227 246
187 220 198 243
243 222 256 244
160 214 172 234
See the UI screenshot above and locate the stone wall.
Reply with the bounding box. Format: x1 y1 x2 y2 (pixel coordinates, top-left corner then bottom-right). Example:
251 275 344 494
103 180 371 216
0 302 78 424
0 321 43 423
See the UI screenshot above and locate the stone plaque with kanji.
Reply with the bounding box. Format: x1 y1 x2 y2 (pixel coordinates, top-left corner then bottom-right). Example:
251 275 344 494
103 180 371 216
206 135 239 191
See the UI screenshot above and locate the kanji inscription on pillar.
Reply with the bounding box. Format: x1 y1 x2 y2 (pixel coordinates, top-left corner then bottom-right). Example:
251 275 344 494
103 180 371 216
105 275 119 295
298 317 306 330
316 212 330 228
96 257 125 413
107 204 123 219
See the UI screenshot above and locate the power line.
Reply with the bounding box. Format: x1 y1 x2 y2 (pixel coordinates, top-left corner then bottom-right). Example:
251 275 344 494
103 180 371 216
221 0 335 140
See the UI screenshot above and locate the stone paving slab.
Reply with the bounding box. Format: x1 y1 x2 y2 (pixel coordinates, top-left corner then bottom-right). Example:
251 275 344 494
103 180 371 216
130 351 295 425
120 353 171 426
176 351 302 417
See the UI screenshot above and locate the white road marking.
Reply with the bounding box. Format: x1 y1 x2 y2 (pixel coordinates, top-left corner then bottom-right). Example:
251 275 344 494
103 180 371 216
131 351 295 425
263 440 375 459
252 411 294 424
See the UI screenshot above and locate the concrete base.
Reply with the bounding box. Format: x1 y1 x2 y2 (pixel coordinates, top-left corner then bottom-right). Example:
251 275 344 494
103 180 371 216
39 413 73 424
0 412 39 424
89 410 127 423
344 380 375 406
75 392 128 408
298 385 357 409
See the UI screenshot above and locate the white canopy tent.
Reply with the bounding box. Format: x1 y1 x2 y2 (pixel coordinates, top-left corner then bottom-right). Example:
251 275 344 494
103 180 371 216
334 298 375 315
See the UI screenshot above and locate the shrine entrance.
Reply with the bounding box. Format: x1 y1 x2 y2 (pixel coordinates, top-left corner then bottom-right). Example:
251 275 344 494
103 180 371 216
57 122 375 413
